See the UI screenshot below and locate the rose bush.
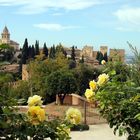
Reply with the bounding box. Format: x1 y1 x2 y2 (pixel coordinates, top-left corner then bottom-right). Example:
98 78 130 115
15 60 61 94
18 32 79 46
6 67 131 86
85 64 140 139
0 94 71 140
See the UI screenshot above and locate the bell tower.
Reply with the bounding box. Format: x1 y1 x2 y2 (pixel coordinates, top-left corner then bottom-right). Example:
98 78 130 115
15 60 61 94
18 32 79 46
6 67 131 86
1 26 10 44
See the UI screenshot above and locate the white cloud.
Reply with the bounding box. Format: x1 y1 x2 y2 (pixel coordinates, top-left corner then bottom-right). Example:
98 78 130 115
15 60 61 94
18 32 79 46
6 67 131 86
34 23 81 31
116 27 133 32
0 0 107 14
114 7 140 25
52 13 63 16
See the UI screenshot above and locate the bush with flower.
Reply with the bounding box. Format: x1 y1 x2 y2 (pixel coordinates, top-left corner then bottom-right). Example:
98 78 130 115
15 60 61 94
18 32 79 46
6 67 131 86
65 107 82 125
85 61 140 140
0 94 71 140
65 107 89 131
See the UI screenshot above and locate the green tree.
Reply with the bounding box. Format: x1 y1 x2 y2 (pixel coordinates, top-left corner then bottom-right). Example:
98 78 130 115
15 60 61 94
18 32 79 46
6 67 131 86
103 52 108 62
71 46 76 61
96 51 100 60
28 45 32 59
43 42 48 58
35 40 40 55
96 51 104 64
46 70 77 104
0 44 14 62
79 55 84 63
12 81 30 103
28 61 48 99
68 60 76 69
21 38 28 64
73 65 101 95
49 45 55 59
31 45 35 59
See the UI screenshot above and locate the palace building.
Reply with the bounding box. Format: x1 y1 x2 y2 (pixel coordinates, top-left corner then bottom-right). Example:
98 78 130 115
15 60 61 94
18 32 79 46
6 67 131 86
0 26 19 50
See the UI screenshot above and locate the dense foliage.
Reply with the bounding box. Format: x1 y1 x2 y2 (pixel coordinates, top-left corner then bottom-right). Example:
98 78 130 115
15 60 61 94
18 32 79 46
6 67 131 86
46 70 77 104
96 74 140 139
0 44 14 62
0 94 71 140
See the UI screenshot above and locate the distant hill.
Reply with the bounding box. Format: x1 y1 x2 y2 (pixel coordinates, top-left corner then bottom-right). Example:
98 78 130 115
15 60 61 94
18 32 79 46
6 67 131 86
125 54 134 64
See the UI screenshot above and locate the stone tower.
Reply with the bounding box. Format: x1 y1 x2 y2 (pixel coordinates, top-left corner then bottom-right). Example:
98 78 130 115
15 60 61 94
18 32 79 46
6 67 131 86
1 26 10 44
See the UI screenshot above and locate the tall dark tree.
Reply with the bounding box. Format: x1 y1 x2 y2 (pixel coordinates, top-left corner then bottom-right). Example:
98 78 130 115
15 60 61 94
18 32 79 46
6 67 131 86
63 50 67 58
43 43 48 58
22 38 28 64
52 44 56 58
49 45 55 59
49 47 53 59
98 52 104 64
96 51 104 64
96 51 100 61
28 45 32 59
79 55 84 63
31 45 35 59
71 46 76 61
35 40 40 55
103 52 108 62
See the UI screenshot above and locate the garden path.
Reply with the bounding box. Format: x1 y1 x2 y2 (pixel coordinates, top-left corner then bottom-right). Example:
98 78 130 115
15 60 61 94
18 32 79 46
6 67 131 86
70 123 127 140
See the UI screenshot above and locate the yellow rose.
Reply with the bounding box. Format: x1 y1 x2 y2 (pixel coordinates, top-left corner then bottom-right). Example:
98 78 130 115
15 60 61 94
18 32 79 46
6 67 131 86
89 80 97 91
97 73 109 86
101 60 106 65
85 89 95 102
27 106 46 125
27 95 43 106
66 108 82 125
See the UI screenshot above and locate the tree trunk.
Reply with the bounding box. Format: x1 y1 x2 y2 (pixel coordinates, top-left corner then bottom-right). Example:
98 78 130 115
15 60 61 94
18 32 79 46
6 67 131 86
58 94 66 105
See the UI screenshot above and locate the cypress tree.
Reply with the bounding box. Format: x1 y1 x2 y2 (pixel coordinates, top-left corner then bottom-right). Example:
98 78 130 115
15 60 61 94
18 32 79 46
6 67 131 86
79 55 84 63
103 52 108 62
22 38 28 64
28 45 32 59
43 42 48 58
52 44 56 58
71 46 76 61
31 45 35 59
35 40 40 55
98 52 104 64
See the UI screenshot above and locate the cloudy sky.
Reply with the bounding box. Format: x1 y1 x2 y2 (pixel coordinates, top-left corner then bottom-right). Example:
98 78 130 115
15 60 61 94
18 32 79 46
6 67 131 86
0 0 140 54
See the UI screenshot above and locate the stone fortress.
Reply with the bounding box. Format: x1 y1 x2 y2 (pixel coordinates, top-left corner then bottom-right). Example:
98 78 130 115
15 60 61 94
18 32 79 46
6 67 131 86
65 45 125 67
0 26 125 79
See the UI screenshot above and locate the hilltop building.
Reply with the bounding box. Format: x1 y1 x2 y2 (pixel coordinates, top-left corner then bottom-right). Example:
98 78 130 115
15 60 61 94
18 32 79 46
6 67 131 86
109 49 125 62
0 26 19 50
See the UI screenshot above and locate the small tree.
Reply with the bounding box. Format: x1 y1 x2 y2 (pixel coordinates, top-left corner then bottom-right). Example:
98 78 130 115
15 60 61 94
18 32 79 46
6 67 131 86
79 55 84 63
96 51 104 64
71 46 76 61
46 70 77 105
43 43 48 58
103 52 108 62
35 40 40 55
21 38 28 64
31 45 35 59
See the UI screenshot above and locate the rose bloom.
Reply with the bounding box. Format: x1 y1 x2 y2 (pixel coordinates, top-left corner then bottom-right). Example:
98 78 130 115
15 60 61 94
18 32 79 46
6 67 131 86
27 95 43 106
101 60 106 65
97 73 109 86
66 108 82 125
85 89 95 102
27 106 46 125
89 80 97 91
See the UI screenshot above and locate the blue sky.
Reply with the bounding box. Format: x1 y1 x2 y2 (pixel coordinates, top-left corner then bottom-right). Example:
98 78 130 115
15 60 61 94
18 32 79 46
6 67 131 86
0 0 140 55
